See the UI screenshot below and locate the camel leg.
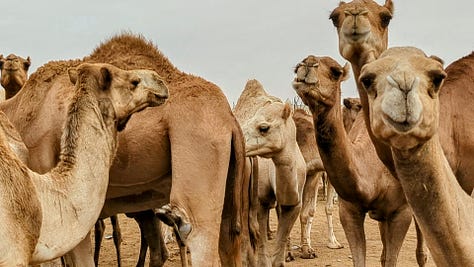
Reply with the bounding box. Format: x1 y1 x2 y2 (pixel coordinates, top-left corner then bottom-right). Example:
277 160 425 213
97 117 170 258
414 219 428 267
136 228 148 267
110 215 122 267
339 200 366 267
378 207 412 267
93 219 105 266
267 209 276 240
132 210 169 267
272 204 301 267
61 232 95 267
299 171 320 259
325 181 343 249
257 203 272 267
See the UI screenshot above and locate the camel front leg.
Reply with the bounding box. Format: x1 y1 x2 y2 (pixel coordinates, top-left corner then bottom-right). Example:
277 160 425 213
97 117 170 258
61 233 95 267
339 200 366 267
378 207 412 267
325 181 343 249
257 203 272 267
272 204 301 267
299 171 321 259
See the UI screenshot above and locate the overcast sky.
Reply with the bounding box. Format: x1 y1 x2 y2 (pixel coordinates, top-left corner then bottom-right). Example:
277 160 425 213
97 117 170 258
1 1 472 104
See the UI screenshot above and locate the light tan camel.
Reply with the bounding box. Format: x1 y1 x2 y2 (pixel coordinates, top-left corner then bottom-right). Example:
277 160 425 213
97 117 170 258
331 0 474 196
0 54 31 100
0 62 168 266
234 79 306 267
292 55 426 267
0 33 251 267
360 46 474 266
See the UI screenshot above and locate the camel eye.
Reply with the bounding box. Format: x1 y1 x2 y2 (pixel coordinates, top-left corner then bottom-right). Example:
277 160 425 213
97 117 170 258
359 73 375 92
429 70 447 92
329 11 340 28
259 124 270 134
380 12 392 28
130 78 141 88
330 66 343 80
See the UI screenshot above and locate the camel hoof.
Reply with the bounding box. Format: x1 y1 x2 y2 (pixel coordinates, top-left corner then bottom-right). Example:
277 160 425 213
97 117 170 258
327 242 344 249
285 250 296 262
300 245 318 259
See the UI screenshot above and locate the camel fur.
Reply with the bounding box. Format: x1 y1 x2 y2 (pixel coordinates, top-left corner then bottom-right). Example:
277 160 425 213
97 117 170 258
360 46 474 266
0 62 168 266
292 55 425 267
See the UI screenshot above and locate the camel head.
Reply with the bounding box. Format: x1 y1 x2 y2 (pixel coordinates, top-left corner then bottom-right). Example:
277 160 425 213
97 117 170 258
359 47 446 150
292 55 350 113
330 0 394 65
0 54 31 98
243 101 295 158
68 63 169 131
342 97 362 132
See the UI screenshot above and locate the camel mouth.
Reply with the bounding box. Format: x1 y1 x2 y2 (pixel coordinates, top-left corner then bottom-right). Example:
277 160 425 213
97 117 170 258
2 67 20 72
382 114 417 133
149 96 168 107
344 30 370 42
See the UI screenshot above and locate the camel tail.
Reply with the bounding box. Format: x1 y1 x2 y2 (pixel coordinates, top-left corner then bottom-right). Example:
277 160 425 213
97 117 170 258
219 123 256 266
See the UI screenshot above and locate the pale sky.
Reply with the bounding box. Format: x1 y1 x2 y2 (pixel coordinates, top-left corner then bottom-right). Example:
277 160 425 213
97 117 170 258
1 1 472 104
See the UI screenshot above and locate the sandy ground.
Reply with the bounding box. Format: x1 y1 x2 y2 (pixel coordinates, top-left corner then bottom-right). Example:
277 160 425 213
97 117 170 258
95 197 435 267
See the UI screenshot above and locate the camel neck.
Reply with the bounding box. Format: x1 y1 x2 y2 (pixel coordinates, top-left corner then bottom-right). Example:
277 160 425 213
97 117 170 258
392 135 474 266
350 61 397 177
312 102 368 202
270 140 305 206
31 84 117 262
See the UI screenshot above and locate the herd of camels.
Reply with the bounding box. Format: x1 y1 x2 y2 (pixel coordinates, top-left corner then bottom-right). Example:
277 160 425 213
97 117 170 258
0 0 473 266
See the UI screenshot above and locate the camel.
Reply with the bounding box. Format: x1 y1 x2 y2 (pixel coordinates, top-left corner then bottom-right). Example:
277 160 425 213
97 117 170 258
359 46 474 266
330 0 474 196
233 79 306 267
0 62 168 266
0 54 31 100
292 55 426 267
0 33 251 267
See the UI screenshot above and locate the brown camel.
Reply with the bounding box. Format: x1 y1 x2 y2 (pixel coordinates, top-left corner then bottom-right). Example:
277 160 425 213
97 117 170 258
0 34 251 266
360 46 474 266
331 0 474 195
0 62 168 266
0 54 31 99
234 79 306 267
292 55 426 267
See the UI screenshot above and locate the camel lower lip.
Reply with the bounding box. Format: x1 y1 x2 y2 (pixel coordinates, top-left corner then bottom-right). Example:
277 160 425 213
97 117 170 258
383 115 414 133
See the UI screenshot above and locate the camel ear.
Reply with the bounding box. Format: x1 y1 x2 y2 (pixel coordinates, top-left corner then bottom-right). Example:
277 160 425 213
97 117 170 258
24 56 31 70
68 68 78 85
282 103 292 120
429 55 444 66
99 66 113 91
384 0 394 14
341 62 351 81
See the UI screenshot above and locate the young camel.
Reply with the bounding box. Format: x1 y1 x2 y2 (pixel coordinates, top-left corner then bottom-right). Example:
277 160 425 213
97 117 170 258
234 79 306 267
360 46 474 267
0 62 168 266
0 54 31 99
292 55 423 267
